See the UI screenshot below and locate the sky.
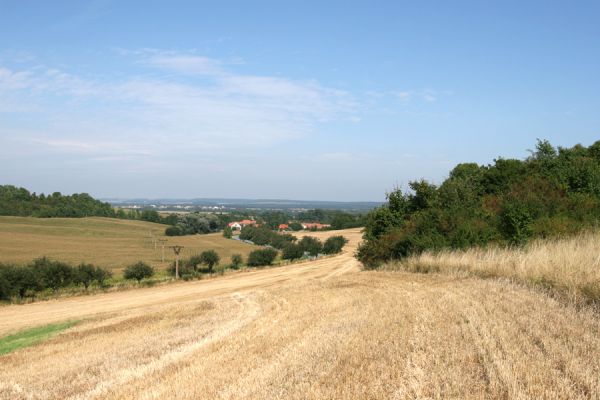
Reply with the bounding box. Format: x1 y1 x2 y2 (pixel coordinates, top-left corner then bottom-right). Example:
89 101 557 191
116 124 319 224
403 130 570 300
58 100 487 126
1 1 599 201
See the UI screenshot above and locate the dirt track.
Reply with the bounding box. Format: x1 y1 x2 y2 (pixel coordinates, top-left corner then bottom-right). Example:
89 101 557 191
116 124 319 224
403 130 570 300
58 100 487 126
1 228 599 399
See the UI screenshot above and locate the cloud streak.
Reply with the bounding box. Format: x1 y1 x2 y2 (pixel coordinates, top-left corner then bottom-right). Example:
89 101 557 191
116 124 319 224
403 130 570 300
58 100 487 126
0 51 353 164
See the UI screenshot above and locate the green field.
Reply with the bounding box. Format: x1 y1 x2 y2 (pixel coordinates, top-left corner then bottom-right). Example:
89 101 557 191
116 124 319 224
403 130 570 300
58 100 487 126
0 216 258 274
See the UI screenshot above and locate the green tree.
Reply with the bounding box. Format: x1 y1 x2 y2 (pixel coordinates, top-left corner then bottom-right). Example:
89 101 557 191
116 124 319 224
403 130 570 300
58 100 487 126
124 262 154 283
223 226 233 239
298 236 323 257
282 243 304 260
322 236 348 254
199 250 220 272
289 222 303 231
247 248 278 267
74 263 97 290
230 254 243 269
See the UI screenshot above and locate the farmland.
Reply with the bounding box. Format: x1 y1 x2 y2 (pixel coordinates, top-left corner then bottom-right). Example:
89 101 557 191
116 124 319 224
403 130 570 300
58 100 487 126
1 228 599 399
0 216 257 273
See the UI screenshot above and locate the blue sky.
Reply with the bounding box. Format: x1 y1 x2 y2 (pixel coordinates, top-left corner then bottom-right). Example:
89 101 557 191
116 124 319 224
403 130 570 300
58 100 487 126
1 1 599 201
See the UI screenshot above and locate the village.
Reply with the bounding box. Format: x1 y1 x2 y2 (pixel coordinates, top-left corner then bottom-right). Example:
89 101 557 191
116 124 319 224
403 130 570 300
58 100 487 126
227 219 331 232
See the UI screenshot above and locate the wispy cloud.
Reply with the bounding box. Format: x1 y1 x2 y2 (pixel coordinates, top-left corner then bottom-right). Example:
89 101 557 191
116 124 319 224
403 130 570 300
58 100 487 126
394 89 442 103
0 50 354 165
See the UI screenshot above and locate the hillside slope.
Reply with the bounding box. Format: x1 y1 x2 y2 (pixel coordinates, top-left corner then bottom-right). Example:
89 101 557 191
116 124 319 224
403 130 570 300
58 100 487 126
0 216 257 272
0 228 598 399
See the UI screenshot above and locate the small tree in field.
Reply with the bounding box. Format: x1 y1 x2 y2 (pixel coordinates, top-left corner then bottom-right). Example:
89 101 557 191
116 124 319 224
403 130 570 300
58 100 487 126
230 253 243 269
124 262 154 283
323 235 348 254
247 248 278 267
299 236 323 257
282 243 304 260
94 267 112 287
75 263 97 290
200 250 220 272
223 226 233 238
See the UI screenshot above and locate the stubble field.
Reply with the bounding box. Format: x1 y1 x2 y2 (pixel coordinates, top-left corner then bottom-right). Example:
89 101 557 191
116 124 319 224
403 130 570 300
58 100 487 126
0 228 599 399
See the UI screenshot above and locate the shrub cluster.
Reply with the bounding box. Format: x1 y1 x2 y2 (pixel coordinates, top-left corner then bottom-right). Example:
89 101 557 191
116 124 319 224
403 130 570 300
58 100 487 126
247 248 278 267
123 262 154 283
239 225 296 249
357 139 600 268
164 213 220 236
168 250 224 277
280 235 348 261
0 258 112 300
323 236 349 254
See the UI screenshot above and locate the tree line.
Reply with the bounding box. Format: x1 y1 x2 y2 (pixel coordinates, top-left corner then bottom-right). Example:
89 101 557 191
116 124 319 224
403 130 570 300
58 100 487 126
0 186 115 218
357 139 600 268
239 225 348 261
0 258 112 300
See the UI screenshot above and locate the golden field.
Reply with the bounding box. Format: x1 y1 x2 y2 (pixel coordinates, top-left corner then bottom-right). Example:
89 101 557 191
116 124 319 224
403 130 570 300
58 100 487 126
0 216 257 273
0 228 599 399
385 230 600 305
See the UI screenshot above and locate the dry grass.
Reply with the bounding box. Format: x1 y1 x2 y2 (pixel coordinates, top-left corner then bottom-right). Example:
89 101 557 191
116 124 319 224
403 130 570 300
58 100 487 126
0 228 599 399
384 231 600 306
0 216 258 273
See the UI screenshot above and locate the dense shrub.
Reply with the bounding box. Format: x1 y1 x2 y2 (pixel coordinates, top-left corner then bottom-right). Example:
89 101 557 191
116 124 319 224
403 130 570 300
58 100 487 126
199 250 220 272
298 236 323 257
357 139 600 267
230 254 243 269
322 235 348 254
282 243 304 260
0 258 112 300
74 263 112 289
247 248 278 267
124 262 154 283
32 257 75 291
165 226 183 236
240 225 295 249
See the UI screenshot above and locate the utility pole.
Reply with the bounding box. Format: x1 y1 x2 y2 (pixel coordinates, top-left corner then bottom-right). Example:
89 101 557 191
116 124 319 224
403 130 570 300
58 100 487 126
169 245 184 279
158 239 168 262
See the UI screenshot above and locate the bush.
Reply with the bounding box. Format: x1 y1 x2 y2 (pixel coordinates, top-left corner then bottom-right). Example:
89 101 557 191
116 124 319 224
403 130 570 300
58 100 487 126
165 226 183 236
124 262 154 283
0 266 12 300
247 248 278 267
299 236 323 257
1 263 42 298
322 235 348 254
289 222 303 231
230 253 243 269
74 263 112 289
32 257 75 291
223 226 233 238
186 255 203 272
199 250 220 272
282 243 304 260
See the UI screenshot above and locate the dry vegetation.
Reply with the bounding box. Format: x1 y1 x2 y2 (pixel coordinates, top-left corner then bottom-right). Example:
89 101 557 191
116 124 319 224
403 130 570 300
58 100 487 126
384 230 600 306
1 228 599 399
0 216 257 273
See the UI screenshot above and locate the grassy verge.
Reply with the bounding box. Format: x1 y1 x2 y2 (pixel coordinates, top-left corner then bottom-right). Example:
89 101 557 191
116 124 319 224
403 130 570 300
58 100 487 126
0 320 79 355
383 230 600 307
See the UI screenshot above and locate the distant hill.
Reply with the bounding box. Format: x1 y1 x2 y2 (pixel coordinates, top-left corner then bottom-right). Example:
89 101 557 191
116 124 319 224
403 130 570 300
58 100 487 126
104 198 383 212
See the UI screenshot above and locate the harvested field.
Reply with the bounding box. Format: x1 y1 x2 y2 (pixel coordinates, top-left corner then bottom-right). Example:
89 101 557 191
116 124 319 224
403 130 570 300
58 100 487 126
0 228 599 399
0 216 257 273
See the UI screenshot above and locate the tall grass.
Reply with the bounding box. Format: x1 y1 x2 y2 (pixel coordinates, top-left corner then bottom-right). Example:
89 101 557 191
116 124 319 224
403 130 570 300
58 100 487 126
384 230 600 306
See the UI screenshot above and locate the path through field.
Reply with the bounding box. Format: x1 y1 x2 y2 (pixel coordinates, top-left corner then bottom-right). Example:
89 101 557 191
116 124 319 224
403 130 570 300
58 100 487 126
1 228 599 399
